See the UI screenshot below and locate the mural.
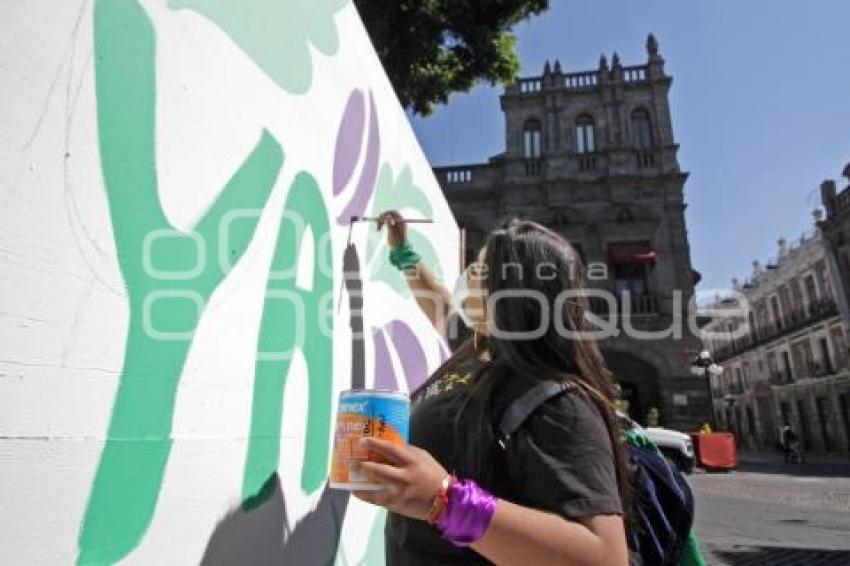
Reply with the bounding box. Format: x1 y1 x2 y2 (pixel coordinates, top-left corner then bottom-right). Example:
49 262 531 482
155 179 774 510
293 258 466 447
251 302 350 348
0 0 458 564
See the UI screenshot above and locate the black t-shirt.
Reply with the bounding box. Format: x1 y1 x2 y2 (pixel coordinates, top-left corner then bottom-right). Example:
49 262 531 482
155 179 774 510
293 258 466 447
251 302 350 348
385 358 623 565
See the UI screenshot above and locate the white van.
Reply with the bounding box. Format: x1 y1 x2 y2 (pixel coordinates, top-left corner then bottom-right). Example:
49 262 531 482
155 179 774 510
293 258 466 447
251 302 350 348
644 427 696 473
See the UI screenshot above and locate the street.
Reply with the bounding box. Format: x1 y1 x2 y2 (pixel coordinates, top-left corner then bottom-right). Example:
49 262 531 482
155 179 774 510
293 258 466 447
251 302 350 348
691 452 850 565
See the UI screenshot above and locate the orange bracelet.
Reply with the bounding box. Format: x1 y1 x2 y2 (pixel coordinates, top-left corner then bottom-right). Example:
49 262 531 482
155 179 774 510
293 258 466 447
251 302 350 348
425 474 455 525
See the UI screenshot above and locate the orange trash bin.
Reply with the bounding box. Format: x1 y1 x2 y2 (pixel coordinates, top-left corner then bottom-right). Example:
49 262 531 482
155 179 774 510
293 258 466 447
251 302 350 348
690 432 737 471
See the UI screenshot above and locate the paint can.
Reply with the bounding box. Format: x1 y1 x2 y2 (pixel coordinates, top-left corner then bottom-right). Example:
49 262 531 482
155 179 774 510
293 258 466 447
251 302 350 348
329 389 410 490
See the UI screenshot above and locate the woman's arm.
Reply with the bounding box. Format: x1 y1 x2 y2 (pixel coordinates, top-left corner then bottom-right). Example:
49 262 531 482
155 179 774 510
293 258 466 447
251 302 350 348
377 211 453 337
402 261 453 338
353 437 628 566
471 499 628 566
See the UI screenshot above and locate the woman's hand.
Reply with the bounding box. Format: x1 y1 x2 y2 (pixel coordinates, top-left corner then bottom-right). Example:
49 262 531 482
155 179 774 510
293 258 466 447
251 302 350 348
352 437 448 521
376 210 406 249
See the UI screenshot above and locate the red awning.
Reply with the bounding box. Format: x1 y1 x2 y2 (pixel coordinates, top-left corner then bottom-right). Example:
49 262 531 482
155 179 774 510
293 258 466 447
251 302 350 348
608 243 658 264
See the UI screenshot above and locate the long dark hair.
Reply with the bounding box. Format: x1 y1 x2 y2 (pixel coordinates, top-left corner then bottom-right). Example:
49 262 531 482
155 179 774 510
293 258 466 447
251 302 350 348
413 218 633 513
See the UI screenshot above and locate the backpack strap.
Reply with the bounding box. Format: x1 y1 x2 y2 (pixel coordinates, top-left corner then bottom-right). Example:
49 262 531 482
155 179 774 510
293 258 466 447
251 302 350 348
496 380 576 449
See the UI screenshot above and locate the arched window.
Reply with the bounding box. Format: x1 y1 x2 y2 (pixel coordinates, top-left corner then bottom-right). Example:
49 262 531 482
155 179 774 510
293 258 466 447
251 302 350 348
631 108 654 148
522 119 542 158
575 114 596 154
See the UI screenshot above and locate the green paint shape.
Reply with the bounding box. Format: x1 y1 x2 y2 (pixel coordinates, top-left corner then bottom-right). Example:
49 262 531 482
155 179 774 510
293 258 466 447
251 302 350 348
366 164 443 294
242 172 334 499
80 1 283 563
169 0 347 94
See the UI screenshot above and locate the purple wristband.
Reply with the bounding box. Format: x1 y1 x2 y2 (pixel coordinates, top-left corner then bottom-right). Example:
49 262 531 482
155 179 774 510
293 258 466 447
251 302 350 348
436 478 498 547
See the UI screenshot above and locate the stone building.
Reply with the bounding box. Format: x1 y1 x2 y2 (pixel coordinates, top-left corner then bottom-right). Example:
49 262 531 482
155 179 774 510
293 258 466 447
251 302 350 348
704 214 850 455
432 36 707 431
819 163 850 321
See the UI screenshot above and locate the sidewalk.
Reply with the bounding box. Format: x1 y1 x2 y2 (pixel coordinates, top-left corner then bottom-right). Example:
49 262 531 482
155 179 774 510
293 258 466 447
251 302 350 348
734 450 850 477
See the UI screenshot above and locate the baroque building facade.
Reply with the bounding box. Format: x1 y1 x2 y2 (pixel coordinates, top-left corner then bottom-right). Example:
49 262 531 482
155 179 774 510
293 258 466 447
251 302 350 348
433 36 707 431
703 214 850 456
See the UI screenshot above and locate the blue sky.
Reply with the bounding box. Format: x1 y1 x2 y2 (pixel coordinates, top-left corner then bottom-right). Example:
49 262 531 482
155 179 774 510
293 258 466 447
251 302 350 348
409 0 850 293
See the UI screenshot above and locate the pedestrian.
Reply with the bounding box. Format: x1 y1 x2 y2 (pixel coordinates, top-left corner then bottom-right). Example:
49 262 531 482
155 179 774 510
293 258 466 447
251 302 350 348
354 213 633 565
780 424 802 464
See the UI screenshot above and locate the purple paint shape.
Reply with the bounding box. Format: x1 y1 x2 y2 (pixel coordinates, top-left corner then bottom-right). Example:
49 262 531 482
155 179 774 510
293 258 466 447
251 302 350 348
372 327 399 391
386 320 429 391
333 90 365 196
337 91 380 224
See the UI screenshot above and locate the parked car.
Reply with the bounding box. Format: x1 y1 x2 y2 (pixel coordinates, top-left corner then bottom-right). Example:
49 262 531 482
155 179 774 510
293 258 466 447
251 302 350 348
644 427 695 474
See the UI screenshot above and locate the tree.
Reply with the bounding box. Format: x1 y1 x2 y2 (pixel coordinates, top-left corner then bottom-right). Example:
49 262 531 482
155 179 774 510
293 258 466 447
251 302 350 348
354 0 550 116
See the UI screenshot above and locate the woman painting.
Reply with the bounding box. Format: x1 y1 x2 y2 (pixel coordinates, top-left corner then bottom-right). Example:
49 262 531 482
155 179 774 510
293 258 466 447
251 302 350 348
353 212 633 566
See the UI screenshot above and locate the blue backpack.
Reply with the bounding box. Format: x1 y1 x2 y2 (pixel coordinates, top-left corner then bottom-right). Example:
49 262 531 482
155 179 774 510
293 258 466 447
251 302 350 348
497 381 696 566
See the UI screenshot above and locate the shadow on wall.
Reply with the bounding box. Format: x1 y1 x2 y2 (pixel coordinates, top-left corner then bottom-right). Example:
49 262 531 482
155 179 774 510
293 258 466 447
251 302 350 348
202 473 351 566
203 246 368 566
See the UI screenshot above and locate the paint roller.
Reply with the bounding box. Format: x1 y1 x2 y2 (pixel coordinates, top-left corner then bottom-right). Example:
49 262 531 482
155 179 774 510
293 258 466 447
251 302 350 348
337 213 434 312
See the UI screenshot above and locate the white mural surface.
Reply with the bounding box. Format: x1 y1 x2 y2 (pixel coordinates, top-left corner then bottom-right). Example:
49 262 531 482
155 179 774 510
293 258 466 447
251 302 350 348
0 1 459 563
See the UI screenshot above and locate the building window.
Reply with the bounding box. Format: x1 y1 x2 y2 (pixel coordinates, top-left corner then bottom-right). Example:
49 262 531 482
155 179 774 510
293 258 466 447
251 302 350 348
631 108 654 148
748 311 758 342
781 350 794 382
734 367 744 393
818 337 833 374
804 274 818 307
839 394 850 452
575 114 596 154
770 295 783 330
767 351 778 382
780 401 791 426
790 278 804 312
725 407 734 433
746 405 757 438
817 397 833 451
734 406 744 440
607 242 655 297
523 119 542 159
797 399 812 449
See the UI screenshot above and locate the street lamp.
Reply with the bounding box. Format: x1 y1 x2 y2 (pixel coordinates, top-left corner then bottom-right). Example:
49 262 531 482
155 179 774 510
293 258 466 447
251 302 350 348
691 349 723 429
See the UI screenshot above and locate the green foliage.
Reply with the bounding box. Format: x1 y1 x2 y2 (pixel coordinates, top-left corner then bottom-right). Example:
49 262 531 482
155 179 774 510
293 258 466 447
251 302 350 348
354 0 549 115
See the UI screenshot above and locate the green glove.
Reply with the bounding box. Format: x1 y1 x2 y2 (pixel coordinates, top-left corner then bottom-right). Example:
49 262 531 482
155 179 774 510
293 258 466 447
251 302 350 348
389 241 421 271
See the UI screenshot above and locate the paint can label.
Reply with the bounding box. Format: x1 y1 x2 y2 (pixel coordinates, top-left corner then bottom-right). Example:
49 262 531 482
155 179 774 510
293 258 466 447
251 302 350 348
329 390 410 490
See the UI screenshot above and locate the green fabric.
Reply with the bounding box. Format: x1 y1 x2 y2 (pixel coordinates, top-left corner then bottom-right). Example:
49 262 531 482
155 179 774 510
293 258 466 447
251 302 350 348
623 427 708 566
680 530 708 566
388 240 421 271
624 427 661 454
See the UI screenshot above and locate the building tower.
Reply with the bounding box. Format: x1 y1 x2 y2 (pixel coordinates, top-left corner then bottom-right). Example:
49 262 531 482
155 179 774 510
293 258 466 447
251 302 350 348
434 35 706 430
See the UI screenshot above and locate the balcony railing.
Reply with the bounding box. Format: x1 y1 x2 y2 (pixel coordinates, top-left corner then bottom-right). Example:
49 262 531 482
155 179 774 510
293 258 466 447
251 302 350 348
563 71 599 89
434 164 492 186
588 293 659 317
512 64 650 95
442 167 473 184
577 155 598 171
714 297 838 362
622 65 648 82
518 78 543 93
524 159 543 176
769 370 794 386
636 151 657 169
800 361 839 379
